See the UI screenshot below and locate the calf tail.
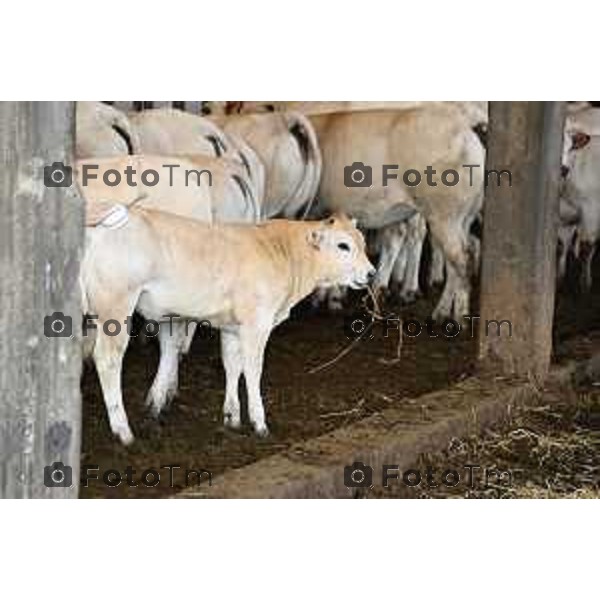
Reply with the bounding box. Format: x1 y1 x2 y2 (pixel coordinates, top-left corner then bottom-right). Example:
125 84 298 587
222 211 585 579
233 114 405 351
79 275 97 359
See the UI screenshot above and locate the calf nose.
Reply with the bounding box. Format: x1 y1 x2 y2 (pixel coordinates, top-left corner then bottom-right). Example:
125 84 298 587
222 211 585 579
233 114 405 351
561 165 570 178
367 267 377 283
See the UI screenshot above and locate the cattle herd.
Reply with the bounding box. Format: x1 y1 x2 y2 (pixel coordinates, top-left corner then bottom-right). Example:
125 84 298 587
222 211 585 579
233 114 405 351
74 100 600 445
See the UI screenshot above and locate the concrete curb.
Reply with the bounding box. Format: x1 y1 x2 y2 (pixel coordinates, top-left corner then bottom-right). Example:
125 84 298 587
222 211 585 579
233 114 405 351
178 363 575 499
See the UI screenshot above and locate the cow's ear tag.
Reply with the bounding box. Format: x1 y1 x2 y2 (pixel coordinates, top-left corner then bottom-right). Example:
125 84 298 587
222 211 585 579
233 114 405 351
99 203 129 229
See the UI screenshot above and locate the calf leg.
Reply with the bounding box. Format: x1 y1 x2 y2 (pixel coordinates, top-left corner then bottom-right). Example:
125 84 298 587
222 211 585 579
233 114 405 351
146 320 190 417
239 322 272 437
221 329 243 430
92 304 137 445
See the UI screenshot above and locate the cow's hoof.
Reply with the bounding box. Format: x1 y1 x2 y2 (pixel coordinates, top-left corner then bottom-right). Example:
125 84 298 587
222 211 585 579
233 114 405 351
148 403 165 420
117 429 135 446
401 291 419 304
224 415 242 430
253 424 270 438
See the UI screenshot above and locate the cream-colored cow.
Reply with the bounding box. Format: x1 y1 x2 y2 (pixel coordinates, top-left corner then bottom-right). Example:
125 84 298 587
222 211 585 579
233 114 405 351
211 111 322 218
80 211 375 444
310 105 485 320
561 106 600 288
76 101 140 158
77 154 263 225
129 108 239 160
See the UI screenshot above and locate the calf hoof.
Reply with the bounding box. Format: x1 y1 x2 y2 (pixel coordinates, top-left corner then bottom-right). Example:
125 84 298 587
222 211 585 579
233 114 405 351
148 402 165 420
253 424 270 438
224 414 242 430
116 428 135 446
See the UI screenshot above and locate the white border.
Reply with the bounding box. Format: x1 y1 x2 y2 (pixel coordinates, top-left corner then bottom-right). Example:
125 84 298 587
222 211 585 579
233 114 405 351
1 1 597 100
0 501 596 599
0 2 597 598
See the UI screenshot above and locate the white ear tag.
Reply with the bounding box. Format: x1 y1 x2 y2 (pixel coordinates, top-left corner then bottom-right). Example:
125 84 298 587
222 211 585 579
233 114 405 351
99 204 129 229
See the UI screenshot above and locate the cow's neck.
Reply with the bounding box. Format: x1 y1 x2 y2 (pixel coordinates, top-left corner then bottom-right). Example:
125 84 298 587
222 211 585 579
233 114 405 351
274 222 326 309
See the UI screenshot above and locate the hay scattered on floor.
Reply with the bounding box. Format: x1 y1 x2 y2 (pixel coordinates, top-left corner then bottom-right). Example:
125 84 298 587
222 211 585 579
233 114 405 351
368 385 600 499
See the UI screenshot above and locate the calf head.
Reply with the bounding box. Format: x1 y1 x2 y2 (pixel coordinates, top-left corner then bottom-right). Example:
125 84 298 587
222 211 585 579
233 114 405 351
308 213 376 289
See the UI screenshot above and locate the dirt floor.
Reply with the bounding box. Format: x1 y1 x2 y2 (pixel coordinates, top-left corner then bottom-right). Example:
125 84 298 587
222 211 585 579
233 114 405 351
80 274 600 499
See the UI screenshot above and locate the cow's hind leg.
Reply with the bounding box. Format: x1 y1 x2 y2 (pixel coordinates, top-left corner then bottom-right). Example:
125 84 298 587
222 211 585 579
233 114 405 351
93 298 138 445
400 217 427 302
374 223 407 291
428 238 446 287
221 328 243 430
429 218 470 321
579 241 597 291
391 245 408 295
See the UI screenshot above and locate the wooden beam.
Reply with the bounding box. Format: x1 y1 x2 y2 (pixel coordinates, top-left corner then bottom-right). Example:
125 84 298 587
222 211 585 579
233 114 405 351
0 102 84 498
478 101 566 380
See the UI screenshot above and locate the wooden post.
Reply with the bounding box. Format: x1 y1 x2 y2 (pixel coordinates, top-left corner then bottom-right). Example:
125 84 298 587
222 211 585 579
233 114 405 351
478 101 566 380
0 102 84 498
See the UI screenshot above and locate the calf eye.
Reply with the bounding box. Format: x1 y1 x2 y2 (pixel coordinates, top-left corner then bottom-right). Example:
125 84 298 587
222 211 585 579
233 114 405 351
337 242 351 252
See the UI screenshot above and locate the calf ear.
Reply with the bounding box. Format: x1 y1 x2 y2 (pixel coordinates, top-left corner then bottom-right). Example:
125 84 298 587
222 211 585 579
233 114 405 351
308 229 325 249
350 218 357 228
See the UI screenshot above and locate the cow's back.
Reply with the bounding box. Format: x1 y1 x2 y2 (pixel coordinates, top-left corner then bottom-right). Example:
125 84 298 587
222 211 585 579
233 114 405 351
312 107 484 228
